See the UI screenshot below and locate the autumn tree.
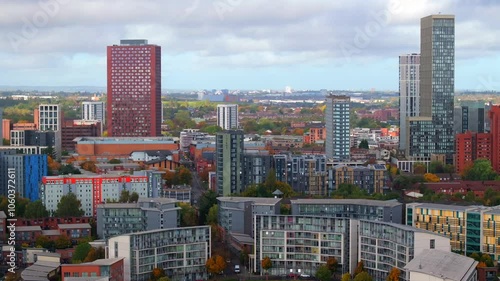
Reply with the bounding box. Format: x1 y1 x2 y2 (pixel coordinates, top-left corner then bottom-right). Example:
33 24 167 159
47 155 61 172
55 193 85 217
80 161 97 173
353 271 372 281
150 267 166 281
261 256 272 280
413 162 427 174
84 247 98 263
327 256 338 274
423 173 440 182
35 235 54 249
24 200 49 219
206 255 226 276
316 265 332 281
353 261 365 278
55 234 72 249
386 267 400 281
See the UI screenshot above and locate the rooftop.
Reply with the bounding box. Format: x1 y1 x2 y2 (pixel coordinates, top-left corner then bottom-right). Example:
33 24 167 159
74 137 179 144
291 198 402 207
404 249 477 281
407 202 482 211
21 261 60 281
218 197 282 205
17 226 42 232
58 223 91 229
62 257 124 267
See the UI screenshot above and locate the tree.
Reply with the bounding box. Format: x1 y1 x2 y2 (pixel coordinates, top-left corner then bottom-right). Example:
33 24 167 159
353 261 365 278
177 166 192 185
119 190 130 203
206 255 226 276
47 155 61 172
58 164 82 175
206 204 218 225
80 161 97 173
178 202 198 226
353 271 372 281
264 169 277 192
55 193 85 217
261 256 272 280
72 242 91 264
423 173 440 182
108 158 122 164
129 192 139 203
275 182 296 198
462 159 498 181
199 190 217 225
327 256 338 273
55 234 72 249
24 200 49 219
342 273 351 281
386 267 400 281
157 277 170 281
429 160 444 174
150 267 166 281
413 162 427 174
42 145 56 160
35 235 54 249
5 271 21 281
84 247 98 263
359 139 369 149
316 265 332 281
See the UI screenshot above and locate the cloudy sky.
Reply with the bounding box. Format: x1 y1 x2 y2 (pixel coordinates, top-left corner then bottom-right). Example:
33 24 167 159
0 0 499 91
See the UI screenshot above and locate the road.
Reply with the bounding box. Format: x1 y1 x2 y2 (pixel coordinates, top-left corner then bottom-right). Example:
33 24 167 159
190 169 206 207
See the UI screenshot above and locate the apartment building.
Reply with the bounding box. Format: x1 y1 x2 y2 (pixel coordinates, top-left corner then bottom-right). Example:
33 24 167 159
291 199 403 224
359 220 450 281
108 226 210 281
96 198 179 239
61 258 124 281
330 164 388 194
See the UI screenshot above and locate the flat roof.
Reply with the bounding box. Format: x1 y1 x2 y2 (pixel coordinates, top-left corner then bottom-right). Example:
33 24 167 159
291 198 402 207
58 223 91 229
21 261 60 281
42 230 61 236
405 249 477 280
113 225 210 237
74 137 179 144
407 202 480 211
218 197 281 205
17 226 42 231
62 257 124 267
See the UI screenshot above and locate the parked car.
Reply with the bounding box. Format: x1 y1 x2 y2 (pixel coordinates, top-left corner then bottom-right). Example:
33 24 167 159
300 273 311 278
234 265 240 273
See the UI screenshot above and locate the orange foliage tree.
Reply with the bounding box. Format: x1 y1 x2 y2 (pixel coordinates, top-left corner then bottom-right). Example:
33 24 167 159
386 267 400 281
206 255 226 276
80 161 97 173
47 156 61 171
423 173 440 182
150 267 166 281
261 256 272 280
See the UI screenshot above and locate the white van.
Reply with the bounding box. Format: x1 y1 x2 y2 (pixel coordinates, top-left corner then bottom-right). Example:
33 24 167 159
234 265 240 273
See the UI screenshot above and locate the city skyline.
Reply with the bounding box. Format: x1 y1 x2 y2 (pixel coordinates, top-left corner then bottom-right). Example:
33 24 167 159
0 1 499 91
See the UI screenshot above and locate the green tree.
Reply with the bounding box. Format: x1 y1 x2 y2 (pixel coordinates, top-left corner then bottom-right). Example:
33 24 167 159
462 159 498 181
178 202 198 227
342 273 351 281
157 277 170 281
280 204 291 215
129 192 139 203
199 190 217 225
58 164 82 175
413 162 427 174
429 160 444 173
108 158 122 164
72 242 91 264
42 144 56 160
358 139 369 149
316 265 332 281
353 271 372 281
275 182 296 198
24 200 49 219
55 193 85 217
35 235 54 249
206 204 218 225
119 190 130 203
264 168 277 191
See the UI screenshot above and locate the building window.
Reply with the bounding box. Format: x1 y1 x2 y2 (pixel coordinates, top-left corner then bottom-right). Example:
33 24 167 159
430 239 435 249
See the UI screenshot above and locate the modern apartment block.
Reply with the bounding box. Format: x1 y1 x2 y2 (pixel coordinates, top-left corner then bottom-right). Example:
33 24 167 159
330 164 388 194
455 132 492 174
242 151 272 188
37 104 62 159
407 15 455 164
0 153 47 199
272 154 329 196
107 39 161 137
217 104 239 130
217 197 281 237
406 202 500 261
82 101 105 124
40 174 160 217
399 53 420 152
216 130 244 195
359 220 451 281
291 199 403 223
107 226 210 281
96 198 179 239
454 101 488 134
325 95 350 161
254 215 357 276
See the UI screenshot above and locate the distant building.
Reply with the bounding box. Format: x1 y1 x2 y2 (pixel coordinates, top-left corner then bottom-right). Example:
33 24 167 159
454 101 488 134
82 101 105 124
399 53 420 152
37 104 62 159
107 226 210 281
0 153 47 200
325 95 350 161
107 40 161 137
242 151 272 188
330 164 388 194
96 198 179 239
216 130 244 195
62 120 101 152
217 104 239 130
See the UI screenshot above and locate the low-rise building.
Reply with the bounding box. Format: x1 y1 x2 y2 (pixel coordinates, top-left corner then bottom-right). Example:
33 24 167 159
107 226 210 281
61 258 125 281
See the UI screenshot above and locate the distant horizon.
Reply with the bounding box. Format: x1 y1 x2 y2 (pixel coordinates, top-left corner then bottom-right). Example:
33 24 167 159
1 1 499 91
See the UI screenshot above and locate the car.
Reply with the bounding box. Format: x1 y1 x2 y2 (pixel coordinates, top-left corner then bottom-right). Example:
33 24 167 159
234 265 240 273
288 273 300 279
300 273 311 278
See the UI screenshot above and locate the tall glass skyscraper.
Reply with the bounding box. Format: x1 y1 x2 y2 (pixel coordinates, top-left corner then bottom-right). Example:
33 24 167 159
325 95 350 161
399 53 420 151
407 15 455 164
